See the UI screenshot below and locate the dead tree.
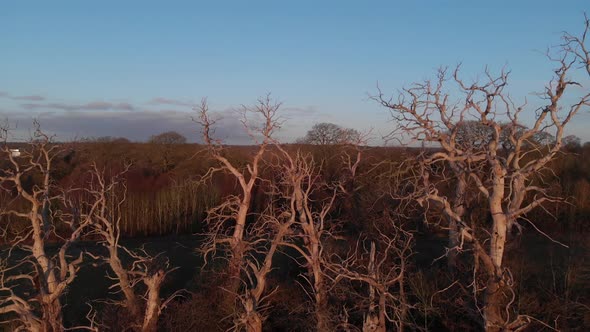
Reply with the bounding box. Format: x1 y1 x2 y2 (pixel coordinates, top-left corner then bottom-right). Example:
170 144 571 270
0 123 94 332
85 163 178 332
374 19 590 331
196 96 282 294
272 147 339 331
232 201 295 332
233 136 348 331
0 259 42 331
231 146 318 331
329 219 413 332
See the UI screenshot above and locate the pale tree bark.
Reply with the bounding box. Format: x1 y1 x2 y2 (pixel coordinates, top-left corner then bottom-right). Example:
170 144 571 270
447 165 466 270
87 164 140 319
0 123 94 332
0 262 43 331
196 95 282 305
374 19 590 331
141 270 165 332
272 147 339 331
233 206 295 332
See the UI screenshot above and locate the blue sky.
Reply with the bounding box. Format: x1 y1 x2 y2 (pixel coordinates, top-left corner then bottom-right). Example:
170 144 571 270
1 1 589 143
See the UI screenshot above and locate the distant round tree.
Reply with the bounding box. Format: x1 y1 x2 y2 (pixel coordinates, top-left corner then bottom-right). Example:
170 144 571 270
563 135 582 150
299 122 360 145
149 131 187 144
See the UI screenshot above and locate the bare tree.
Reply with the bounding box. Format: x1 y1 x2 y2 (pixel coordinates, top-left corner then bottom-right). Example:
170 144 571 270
231 201 295 332
373 19 590 331
329 219 413 332
231 141 343 332
86 163 178 332
195 95 283 308
0 123 94 332
272 146 339 331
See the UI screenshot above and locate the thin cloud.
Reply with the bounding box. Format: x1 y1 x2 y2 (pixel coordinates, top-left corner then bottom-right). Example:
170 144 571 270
149 97 196 108
11 95 46 101
283 106 319 116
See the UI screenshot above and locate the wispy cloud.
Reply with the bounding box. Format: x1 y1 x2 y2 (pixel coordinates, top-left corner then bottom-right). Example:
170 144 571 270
283 106 319 116
0 91 46 101
21 101 135 111
11 95 46 101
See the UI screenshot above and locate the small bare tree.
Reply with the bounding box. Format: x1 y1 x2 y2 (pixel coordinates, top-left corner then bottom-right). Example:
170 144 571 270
374 19 590 331
0 123 94 332
329 219 413 332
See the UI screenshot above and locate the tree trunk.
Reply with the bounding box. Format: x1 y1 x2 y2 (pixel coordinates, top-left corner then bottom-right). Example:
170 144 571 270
244 297 263 332
448 174 466 270
108 248 141 319
41 298 63 332
141 271 165 332
220 240 245 314
315 292 331 332
33 210 63 332
220 196 250 314
485 170 508 332
246 316 262 332
483 275 506 332
311 242 330 331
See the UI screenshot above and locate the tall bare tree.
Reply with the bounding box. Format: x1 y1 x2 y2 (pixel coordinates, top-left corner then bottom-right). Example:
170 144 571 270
272 146 339 331
374 19 590 331
196 95 282 308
